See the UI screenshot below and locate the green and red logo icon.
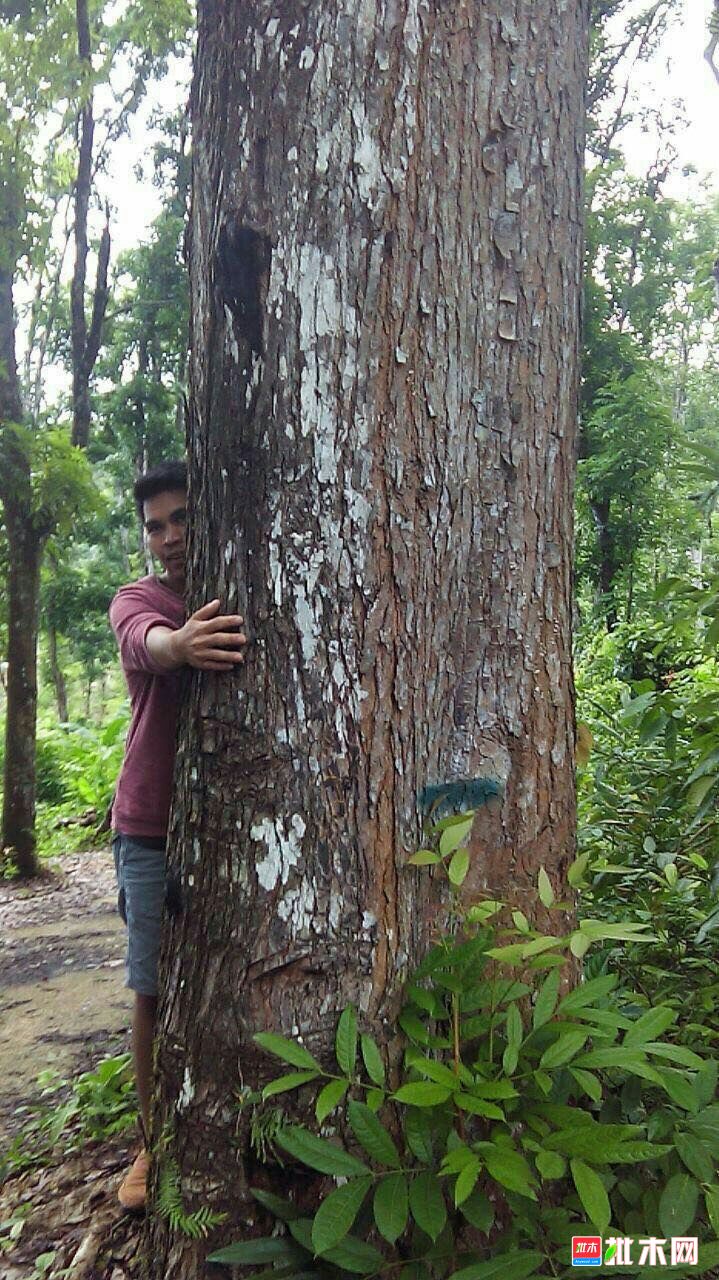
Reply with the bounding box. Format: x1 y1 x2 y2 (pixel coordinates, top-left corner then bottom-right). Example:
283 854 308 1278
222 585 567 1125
572 1236 602 1267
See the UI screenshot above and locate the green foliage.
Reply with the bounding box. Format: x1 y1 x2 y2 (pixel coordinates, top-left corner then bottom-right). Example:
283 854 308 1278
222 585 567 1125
157 1158 227 1239
210 823 719 1278
0 1054 136 1182
576 616 719 1031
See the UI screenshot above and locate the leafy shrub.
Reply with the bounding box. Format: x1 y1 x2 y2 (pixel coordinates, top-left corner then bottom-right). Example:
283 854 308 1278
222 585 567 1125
208 815 719 1278
0 1054 136 1182
576 641 719 1034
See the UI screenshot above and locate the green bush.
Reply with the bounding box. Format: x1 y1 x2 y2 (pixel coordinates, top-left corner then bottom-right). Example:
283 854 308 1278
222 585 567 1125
0 1054 135 1182
205 815 719 1278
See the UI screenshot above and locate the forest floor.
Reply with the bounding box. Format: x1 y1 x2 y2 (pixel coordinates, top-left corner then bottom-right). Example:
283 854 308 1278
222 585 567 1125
0 847 144 1278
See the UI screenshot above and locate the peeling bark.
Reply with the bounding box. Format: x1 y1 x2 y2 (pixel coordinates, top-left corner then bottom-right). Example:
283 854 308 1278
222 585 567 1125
148 1 589 1272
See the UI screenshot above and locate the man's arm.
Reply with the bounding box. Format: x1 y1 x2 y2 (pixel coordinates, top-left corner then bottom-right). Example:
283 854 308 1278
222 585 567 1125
146 599 247 672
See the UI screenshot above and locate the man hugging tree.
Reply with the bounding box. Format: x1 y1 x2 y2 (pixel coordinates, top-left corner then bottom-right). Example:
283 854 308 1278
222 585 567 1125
109 460 247 1211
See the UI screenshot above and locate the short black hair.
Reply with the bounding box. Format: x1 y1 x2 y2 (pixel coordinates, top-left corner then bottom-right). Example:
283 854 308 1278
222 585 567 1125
134 460 187 521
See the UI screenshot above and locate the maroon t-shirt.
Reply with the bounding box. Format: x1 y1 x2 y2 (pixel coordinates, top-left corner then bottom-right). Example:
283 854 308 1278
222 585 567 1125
109 575 186 839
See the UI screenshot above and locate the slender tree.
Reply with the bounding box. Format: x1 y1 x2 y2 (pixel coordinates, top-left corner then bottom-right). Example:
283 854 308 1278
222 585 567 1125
148 1 590 1272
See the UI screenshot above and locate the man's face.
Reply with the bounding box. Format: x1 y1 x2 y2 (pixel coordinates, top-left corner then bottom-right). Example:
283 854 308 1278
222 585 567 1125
143 489 187 587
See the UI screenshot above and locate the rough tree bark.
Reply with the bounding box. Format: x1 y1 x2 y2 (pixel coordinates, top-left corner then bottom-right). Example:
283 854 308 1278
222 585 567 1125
70 0 110 449
0 268 50 877
47 623 70 724
148 0 589 1272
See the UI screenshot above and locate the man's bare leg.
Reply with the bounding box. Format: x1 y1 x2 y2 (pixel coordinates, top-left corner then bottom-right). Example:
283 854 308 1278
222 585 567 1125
118 992 156 1211
133 991 157 1140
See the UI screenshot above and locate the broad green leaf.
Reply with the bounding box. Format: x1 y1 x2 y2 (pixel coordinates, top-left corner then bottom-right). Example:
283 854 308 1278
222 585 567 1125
539 1030 589 1070
263 1070 319 1100
315 1079 349 1125
654 1067 701 1112
291 1218 383 1273
312 1178 371 1254
569 933 591 958
336 1007 358 1077
577 919 654 942
208 1238 302 1264
567 852 590 887
404 1109 433 1162
393 1082 452 1107
569 1067 602 1103
484 1147 537 1199
471 1079 518 1099
360 1034 386 1087
448 1252 544 1280
408 850 441 866
535 1149 566 1179
412 1056 466 1090
276 1126 370 1178
688 775 715 808
254 1033 322 1073
439 816 474 857
365 1088 385 1113
659 1171 699 1238
696 1059 719 1108
643 1042 705 1069
503 1003 523 1074
347 1102 400 1168
453 1092 504 1120
538 866 554 908
570 1158 610 1231
409 1171 447 1240
250 1189 300 1221
454 1157 481 1206
373 1173 408 1243
623 1006 676 1046
459 1188 494 1232
399 1010 431 1045
521 936 563 958
675 1131 714 1184
512 910 530 933
533 969 561 1030
448 847 470 886
705 1185 719 1236
573 1047 651 1071
320 1237 385 1274
506 1003 523 1050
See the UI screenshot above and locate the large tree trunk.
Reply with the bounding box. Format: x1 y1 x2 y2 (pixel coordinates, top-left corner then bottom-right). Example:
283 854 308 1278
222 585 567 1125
148 1 588 1272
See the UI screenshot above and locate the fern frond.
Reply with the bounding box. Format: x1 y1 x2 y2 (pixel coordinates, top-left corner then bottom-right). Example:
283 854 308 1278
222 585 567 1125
157 1159 227 1238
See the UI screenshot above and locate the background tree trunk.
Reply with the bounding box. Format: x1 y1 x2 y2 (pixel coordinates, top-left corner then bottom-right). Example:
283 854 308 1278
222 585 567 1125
2 511 43 877
0 267 46 878
47 624 69 724
148 1 589 1272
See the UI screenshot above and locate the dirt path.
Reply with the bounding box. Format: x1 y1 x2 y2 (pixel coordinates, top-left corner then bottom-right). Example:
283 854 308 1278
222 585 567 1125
0 848 144 1278
0 847 130 1138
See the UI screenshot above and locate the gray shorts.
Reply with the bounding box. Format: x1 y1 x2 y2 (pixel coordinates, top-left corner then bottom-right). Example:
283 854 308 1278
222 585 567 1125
112 833 166 997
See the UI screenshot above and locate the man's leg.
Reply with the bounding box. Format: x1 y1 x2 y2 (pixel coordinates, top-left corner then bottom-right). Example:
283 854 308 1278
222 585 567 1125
114 834 166 1212
133 992 158 1140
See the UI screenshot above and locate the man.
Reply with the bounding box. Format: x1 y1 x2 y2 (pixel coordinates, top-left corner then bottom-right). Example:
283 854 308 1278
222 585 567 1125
109 460 247 1212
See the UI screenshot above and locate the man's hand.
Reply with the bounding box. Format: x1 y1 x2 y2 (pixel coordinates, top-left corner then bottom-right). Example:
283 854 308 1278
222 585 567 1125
147 600 248 672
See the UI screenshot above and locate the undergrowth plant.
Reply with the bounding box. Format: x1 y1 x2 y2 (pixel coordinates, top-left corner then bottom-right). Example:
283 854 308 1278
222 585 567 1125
208 811 719 1278
0 1054 136 1183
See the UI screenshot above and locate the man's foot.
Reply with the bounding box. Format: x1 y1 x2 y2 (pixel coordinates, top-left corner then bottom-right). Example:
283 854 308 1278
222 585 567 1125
118 1148 150 1213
